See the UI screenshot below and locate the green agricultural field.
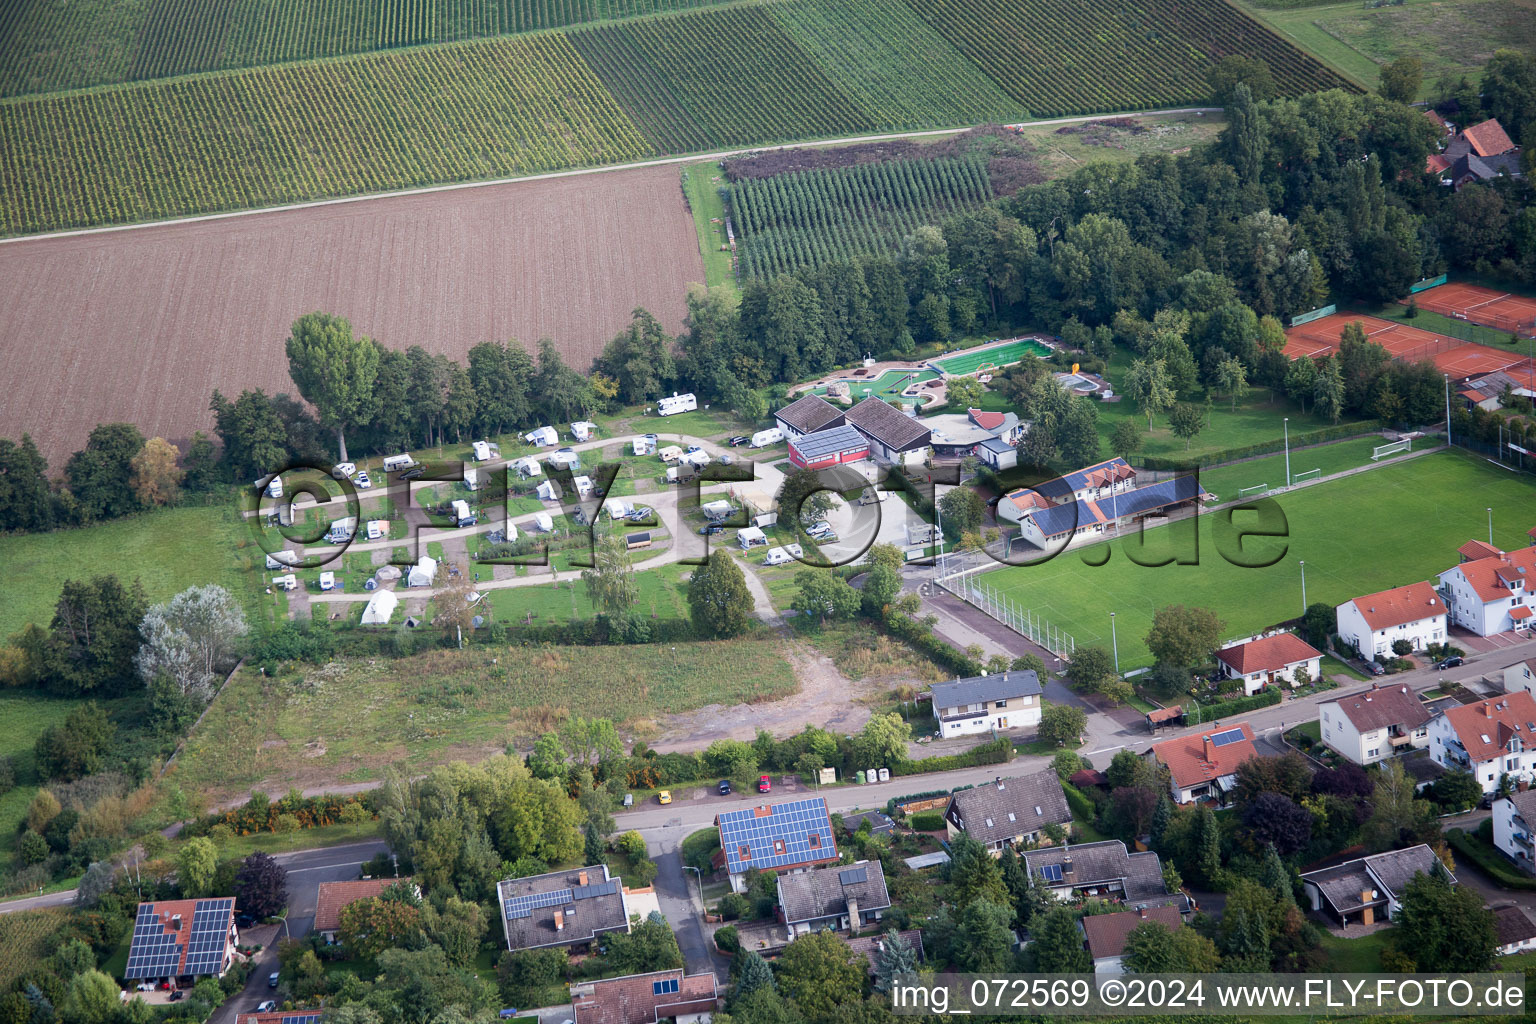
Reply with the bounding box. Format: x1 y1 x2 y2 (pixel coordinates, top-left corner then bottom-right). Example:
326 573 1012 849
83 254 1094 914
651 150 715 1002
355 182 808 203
1234 0 1535 95
0 0 735 97
0 504 259 641
1196 435 1404 501
169 638 796 798
731 155 994 279
0 909 67 988
977 451 1536 670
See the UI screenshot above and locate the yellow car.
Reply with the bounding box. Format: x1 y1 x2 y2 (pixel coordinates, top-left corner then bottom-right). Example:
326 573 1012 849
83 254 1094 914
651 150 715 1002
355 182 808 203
658 791 672 805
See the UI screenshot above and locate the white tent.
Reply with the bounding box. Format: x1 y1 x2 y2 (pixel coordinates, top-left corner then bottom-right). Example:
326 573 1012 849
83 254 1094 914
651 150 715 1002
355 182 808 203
571 421 597 441
525 426 559 446
737 527 767 549
536 480 559 501
534 512 555 532
503 522 520 542
375 565 402 582
361 589 399 625
408 556 438 587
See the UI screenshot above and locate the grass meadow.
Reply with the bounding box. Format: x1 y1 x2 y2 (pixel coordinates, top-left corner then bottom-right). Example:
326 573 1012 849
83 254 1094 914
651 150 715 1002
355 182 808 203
1196 435 1403 501
977 450 1536 669
169 637 796 799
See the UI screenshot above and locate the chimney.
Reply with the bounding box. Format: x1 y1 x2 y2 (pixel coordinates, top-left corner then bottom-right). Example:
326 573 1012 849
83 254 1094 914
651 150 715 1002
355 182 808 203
554 910 565 931
1360 889 1373 907
846 897 859 928
1485 703 1493 717
1138 906 1147 919
578 870 589 886
171 914 182 931
995 776 1005 790
1062 855 1074 878
754 805 773 818
1203 735 1215 761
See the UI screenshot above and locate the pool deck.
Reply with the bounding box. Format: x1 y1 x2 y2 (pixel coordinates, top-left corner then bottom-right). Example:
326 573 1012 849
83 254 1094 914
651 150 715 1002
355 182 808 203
792 360 945 405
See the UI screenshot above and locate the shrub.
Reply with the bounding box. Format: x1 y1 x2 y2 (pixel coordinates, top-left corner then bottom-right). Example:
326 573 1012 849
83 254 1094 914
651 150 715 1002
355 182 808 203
892 737 1012 777
719 893 750 920
909 812 945 832
714 924 740 954
1446 829 1536 890
1062 783 1096 823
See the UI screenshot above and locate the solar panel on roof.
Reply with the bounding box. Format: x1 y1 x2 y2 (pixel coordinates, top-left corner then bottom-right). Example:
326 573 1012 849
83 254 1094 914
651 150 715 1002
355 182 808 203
281 1015 323 1024
1209 728 1246 747
504 887 574 920
572 879 618 901
1039 864 1064 882
839 866 867 885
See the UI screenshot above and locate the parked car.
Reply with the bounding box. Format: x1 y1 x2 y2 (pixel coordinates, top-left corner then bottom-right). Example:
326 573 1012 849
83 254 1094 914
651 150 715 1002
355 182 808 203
657 791 672 804
729 436 751 447
757 775 772 793
718 779 732 795
256 1001 277 1013
622 793 633 808
353 470 372 489
1437 656 1464 670
269 972 280 989
719 454 733 465
135 983 156 992
168 991 184 1002
400 466 425 480
699 524 724 535
1364 661 1385 676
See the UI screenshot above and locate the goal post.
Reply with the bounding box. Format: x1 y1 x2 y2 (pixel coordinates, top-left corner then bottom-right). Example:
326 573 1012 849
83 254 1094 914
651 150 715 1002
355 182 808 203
1237 483 1269 498
1291 468 1322 483
1372 439 1412 461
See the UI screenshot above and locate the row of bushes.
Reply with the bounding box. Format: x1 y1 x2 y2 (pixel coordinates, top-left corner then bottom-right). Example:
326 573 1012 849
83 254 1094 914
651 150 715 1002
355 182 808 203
1190 687 1282 720
892 737 1013 777
1061 781 1096 823
909 811 945 831
1133 422 1385 470
881 610 984 680
183 790 375 837
883 789 952 816
1446 828 1536 890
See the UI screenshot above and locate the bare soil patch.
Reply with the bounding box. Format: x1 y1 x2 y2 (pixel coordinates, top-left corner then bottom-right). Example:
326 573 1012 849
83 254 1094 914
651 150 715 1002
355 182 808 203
0 164 703 463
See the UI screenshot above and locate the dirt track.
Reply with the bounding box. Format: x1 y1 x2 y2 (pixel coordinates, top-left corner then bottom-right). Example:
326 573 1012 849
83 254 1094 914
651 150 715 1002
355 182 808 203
0 163 703 464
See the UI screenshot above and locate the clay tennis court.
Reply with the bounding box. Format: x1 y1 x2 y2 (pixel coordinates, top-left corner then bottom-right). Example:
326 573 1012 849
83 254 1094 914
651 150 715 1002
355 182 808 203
0 164 704 465
1285 312 1536 385
1407 282 1536 335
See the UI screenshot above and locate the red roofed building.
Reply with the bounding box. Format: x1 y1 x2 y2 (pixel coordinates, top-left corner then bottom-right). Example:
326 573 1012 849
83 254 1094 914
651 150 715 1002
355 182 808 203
1438 546 1536 636
1430 690 1536 792
1318 683 1431 765
315 877 415 942
1080 904 1185 974
1146 722 1258 805
123 898 238 984
570 968 717 1024
1335 582 1447 661
1462 118 1518 158
1460 540 1503 562
1215 632 1323 695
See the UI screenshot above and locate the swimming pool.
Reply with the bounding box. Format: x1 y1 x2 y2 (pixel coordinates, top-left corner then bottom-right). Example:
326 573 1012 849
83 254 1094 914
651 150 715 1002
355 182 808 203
806 367 942 403
930 337 1052 377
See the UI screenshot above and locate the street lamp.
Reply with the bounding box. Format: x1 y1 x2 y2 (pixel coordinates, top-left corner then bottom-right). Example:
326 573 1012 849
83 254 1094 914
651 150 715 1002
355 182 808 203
1444 374 1452 447
1299 560 1307 611
681 865 704 907
1488 507 1494 546
1283 417 1291 489
1110 612 1120 675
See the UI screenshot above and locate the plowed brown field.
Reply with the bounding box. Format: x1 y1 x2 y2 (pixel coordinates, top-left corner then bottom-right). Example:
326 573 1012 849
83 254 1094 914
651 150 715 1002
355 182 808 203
0 164 704 464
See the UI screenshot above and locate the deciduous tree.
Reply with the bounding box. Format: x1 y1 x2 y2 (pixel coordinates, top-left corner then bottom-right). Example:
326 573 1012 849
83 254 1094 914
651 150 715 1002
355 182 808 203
776 929 866 1020
285 312 379 463
1144 605 1224 669
129 438 182 507
688 551 754 639
176 837 218 898
1038 703 1086 747
136 584 247 704
235 852 288 920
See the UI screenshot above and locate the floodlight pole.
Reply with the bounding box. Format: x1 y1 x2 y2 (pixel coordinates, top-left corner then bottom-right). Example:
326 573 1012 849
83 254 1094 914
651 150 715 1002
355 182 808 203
1283 418 1291 489
1110 612 1120 676
1488 507 1494 546
1444 374 1452 447
1299 560 1307 612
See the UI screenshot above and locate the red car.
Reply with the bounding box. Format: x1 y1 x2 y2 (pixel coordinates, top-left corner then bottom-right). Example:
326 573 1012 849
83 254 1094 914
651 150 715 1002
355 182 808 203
757 775 772 793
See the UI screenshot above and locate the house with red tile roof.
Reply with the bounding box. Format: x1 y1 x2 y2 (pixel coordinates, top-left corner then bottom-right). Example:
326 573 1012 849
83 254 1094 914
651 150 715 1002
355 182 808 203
1318 683 1431 765
1146 722 1258 805
1462 118 1518 158
1215 632 1322 695
1334 581 1447 660
1429 690 1536 792
569 968 717 1024
1460 539 1503 562
1079 904 1185 975
123 898 238 984
1437 545 1536 636
314 877 415 942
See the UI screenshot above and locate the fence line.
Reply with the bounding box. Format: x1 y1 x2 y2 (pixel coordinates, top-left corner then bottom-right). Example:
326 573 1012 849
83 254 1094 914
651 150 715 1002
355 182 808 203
935 558 1077 658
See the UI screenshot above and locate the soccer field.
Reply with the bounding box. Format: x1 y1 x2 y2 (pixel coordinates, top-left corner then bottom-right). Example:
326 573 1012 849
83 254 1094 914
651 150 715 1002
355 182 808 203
1197 435 1403 501
975 451 1536 669
931 338 1052 377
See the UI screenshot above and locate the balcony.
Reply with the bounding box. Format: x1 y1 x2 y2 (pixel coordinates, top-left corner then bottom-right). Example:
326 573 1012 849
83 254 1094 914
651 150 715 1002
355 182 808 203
1390 734 1413 747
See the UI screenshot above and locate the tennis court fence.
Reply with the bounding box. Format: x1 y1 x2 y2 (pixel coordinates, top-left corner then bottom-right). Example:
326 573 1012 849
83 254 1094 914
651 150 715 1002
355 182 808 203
936 565 1077 659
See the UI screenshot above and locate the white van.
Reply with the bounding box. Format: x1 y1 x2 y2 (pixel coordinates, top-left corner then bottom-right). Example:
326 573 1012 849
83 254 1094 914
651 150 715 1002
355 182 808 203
657 446 684 465
382 454 415 473
318 572 336 591
750 428 784 448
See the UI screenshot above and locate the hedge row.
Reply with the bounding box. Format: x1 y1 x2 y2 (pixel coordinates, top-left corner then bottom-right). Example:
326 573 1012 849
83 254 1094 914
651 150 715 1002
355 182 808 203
892 737 1012 777
1189 687 1283 720
1446 829 1536 890
909 811 946 831
1062 781 1097 822
881 610 984 679
1133 422 1384 471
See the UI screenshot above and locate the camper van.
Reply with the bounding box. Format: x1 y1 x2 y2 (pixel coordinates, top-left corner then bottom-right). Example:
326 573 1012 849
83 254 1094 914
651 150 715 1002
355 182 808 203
632 435 657 456
383 454 416 473
665 464 698 484
319 572 336 592
657 445 684 465
548 448 580 470
753 512 778 529
536 480 559 502
750 428 784 448
657 392 698 416
365 520 387 541
685 449 712 467
272 574 298 591
332 462 356 480
763 544 803 566
258 475 283 498
265 550 301 570
573 476 594 499
533 512 555 532
513 457 542 478
604 498 634 520
326 517 357 543
571 421 597 442
451 499 476 527
701 499 734 521
472 440 492 462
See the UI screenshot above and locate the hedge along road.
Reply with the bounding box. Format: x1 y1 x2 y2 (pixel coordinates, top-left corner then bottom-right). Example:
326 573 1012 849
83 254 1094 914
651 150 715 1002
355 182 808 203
0 108 1221 246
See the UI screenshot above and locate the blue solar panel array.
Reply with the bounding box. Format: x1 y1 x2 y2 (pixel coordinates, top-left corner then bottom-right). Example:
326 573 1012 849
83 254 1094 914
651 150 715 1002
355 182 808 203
1209 728 1246 748
503 887 573 921
123 899 234 980
717 798 835 873
1038 863 1064 883
281 1015 324 1024
652 978 680 996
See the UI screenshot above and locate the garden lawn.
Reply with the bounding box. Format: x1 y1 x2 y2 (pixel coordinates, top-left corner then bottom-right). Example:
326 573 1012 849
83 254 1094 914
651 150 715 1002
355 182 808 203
1197 435 1397 502
977 450 1536 670
1317 928 1392 972
169 637 796 800
0 693 88 874
682 161 737 291
484 563 692 623
0 504 257 640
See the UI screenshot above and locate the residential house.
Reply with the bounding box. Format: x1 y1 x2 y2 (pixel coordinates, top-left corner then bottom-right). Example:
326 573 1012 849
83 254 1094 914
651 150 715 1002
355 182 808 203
1021 841 1187 911
976 436 1017 471
237 1014 321 1024
1449 152 1524 188
922 408 1022 459
1437 546 1536 636
776 860 890 936
1428 117 1523 187
1428 690 1536 792
997 475 1206 549
943 770 1072 853
787 425 870 470
715 798 838 893
1299 845 1450 927
569 969 717 1024
314 877 415 943
1457 371 1536 412
1492 789 1536 875
1505 658 1536 701
123 898 239 986
1461 539 1505 562
1079 905 1185 975
928 669 1044 738
1493 905 1536 956
774 395 846 441
1146 722 1259 805
843 930 926 974
1215 632 1323 695
495 865 630 952
1334 581 1447 659
842 397 932 464
1318 684 1431 765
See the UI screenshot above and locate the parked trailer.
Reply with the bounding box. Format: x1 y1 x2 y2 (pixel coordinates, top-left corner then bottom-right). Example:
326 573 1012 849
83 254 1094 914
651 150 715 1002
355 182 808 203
750 428 784 448
383 454 416 473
